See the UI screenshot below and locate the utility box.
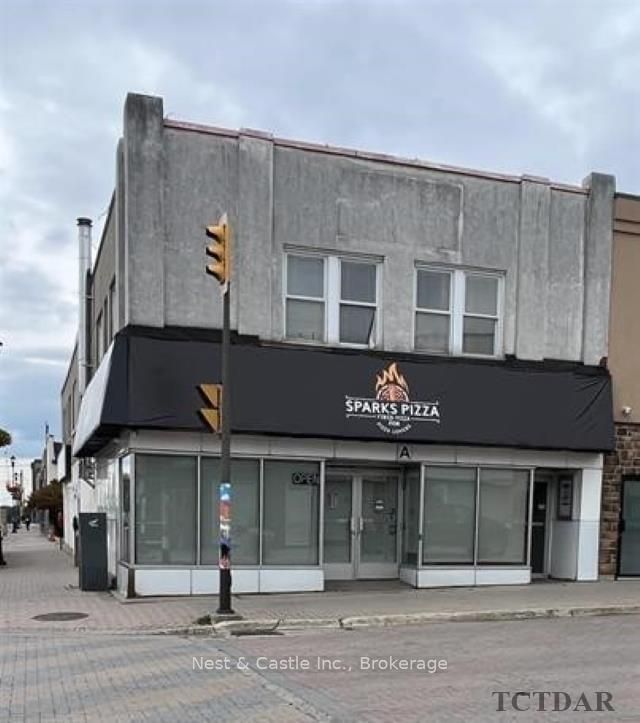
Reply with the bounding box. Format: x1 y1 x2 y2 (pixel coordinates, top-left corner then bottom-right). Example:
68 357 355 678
78 512 108 591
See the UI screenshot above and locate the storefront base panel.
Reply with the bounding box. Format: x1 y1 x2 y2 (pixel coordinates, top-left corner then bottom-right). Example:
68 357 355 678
414 568 530 587
130 567 324 596
416 568 476 587
192 569 260 595
475 567 531 586
191 568 324 594
136 569 191 596
399 567 417 586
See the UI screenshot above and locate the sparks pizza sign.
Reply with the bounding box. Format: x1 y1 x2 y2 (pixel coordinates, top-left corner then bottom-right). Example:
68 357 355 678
344 362 440 435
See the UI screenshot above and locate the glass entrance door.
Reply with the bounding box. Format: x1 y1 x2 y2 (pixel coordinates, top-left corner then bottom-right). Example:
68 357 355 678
358 475 399 578
531 481 548 575
323 475 354 579
619 479 640 576
324 472 399 580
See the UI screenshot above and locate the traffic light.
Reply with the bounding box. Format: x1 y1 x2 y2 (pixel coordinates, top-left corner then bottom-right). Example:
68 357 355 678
205 213 230 287
198 383 222 433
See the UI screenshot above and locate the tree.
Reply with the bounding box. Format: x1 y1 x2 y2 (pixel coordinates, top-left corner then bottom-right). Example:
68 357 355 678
27 480 62 514
0 428 11 448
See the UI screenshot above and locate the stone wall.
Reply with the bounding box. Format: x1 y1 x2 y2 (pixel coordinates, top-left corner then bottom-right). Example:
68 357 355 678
600 422 640 575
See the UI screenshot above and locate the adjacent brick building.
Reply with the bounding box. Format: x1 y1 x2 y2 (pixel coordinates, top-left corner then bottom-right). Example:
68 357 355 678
600 194 640 577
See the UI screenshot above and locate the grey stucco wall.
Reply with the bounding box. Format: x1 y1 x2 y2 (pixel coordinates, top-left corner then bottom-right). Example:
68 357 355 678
120 93 615 365
90 200 117 371
123 93 165 328
163 128 239 329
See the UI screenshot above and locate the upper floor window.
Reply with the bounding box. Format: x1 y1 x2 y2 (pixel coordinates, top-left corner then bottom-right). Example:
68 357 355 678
285 255 325 342
102 298 109 354
285 253 380 347
71 381 77 429
108 278 116 341
96 311 104 362
415 267 502 356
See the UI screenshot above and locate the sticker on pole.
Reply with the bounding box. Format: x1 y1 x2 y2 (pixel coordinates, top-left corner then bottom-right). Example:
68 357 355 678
219 482 231 547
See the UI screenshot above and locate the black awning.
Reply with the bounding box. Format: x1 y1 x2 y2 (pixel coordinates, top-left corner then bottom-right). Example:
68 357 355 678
74 325 615 456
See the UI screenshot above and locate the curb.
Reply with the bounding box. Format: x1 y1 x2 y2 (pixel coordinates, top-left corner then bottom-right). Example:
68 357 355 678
209 604 640 635
339 604 640 629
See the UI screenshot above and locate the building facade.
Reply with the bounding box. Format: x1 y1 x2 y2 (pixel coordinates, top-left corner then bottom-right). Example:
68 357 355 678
28 434 62 531
600 194 640 578
65 93 616 597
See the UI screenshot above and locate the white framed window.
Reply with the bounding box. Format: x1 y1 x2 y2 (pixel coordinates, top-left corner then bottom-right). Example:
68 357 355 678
96 311 104 362
285 253 381 347
339 259 378 345
463 273 500 355
102 299 108 354
108 277 116 341
415 267 502 356
285 255 326 342
415 269 452 353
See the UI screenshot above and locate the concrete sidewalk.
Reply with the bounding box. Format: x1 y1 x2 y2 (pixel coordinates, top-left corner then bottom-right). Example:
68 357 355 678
225 578 640 633
1 528 638 634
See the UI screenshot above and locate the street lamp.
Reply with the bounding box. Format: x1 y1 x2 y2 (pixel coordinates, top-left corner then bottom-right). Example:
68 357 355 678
9 456 17 532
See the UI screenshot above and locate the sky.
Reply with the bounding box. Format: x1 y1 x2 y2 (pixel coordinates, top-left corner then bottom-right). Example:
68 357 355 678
0 0 639 459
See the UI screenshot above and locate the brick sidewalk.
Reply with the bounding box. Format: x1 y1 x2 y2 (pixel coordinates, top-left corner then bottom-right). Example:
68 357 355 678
0 528 215 632
1 528 638 633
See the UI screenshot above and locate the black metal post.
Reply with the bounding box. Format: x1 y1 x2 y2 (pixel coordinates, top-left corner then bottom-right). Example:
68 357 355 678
217 282 233 615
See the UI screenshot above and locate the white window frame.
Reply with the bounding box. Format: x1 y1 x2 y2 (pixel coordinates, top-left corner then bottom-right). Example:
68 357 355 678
414 268 454 355
102 298 109 354
108 277 116 341
336 257 381 348
414 266 503 357
96 311 104 362
284 253 328 343
285 252 382 348
462 271 502 357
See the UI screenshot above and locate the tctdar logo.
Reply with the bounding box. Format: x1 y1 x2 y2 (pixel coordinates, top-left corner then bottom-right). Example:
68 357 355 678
345 362 440 435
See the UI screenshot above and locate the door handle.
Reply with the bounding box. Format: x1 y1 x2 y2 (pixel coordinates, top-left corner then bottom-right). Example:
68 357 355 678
359 517 365 534
350 517 356 536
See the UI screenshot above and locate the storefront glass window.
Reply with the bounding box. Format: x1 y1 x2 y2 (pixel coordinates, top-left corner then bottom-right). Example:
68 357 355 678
423 466 476 564
263 460 320 565
401 468 420 565
119 455 131 563
135 455 197 565
200 458 260 565
478 468 529 564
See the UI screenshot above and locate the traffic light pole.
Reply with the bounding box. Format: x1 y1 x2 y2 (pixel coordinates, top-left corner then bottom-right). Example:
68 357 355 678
217 281 233 615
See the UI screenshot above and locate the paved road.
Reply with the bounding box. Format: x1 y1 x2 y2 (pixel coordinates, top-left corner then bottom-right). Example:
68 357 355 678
1 615 638 722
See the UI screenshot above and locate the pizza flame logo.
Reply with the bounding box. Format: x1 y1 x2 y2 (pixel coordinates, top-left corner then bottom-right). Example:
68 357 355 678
375 362 410 402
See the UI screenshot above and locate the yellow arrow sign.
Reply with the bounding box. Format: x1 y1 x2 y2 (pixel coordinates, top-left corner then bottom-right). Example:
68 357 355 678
198 383 222 433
